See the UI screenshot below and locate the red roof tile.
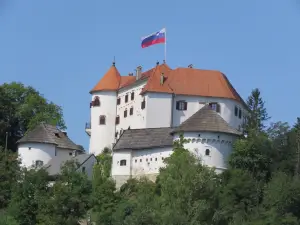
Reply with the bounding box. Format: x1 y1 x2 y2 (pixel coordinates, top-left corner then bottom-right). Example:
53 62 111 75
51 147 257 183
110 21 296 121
90 64 121 93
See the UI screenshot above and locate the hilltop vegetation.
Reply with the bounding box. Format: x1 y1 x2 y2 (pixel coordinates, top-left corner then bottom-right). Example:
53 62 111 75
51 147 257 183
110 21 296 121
1 83 300 224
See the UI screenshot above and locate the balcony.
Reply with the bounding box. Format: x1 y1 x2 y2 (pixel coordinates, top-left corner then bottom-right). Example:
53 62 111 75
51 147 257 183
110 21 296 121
85 122 91 136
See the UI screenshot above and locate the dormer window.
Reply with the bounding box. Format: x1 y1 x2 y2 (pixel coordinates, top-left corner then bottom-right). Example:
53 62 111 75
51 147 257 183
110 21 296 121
141 99 146 109
234 106 238 116
131 92 135 100
116 116 120 125
93 96 100 107
99 115 106 125
130 107 133 115
176 101 187 111
209 102 221 113
124 109 128 118
117 98 121 105
125 94 128 103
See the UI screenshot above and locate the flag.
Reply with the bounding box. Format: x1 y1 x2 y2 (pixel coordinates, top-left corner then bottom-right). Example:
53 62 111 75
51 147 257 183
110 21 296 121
141 28 166 48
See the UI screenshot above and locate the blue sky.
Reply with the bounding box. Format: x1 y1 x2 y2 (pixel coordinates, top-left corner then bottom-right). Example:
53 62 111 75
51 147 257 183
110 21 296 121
1 0 300 150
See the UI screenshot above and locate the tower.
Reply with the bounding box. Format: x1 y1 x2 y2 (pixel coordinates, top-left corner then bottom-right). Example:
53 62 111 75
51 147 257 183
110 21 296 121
88 62 120 155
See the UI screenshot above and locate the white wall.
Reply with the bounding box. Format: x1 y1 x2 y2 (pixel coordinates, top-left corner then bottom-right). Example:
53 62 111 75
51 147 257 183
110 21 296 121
77 155 97 179
174 132 237 172
131 147 172 175
116 81 147 138
89 91 117 155
18 142 56 168
111 151 132 176
172 95 247 130
145 93 172 128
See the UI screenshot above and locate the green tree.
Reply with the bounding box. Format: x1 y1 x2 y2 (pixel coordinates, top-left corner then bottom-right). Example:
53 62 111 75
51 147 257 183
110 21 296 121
0 147 20 209
245 88 270 134
37 160 92 225
0 82 65 151
9 168 49 225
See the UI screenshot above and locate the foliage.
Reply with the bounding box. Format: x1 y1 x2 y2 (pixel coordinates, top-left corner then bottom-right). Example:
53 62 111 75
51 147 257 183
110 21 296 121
0 82 65 151
37 160 92 225
0 148 20 209
9 168 49 225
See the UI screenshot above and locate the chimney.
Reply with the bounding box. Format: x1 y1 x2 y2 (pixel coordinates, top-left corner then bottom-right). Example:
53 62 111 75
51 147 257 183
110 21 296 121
135 66 142 80
188 64 193 68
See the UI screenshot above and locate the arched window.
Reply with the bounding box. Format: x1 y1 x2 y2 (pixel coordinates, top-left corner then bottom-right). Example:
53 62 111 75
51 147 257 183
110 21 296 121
205 149 210 156
99 115 106 125
93 96 100 107
120 159 127 166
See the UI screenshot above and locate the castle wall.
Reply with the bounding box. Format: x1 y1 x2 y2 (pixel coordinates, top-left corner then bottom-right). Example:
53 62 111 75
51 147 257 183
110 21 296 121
89 91 117 155
174 132 237 172
18 142 56 168
145 93 172 128
172 95 247 130
116 80 147 138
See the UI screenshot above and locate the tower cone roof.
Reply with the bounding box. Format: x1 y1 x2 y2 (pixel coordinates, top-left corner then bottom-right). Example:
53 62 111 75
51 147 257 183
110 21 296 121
90 62 121 93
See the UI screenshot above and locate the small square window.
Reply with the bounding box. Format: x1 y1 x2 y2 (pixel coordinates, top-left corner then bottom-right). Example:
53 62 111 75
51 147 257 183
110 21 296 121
120 159 127 166
176 101 187 111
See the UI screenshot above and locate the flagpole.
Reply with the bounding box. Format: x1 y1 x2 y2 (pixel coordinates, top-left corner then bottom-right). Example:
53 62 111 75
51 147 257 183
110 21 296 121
164 28 167 62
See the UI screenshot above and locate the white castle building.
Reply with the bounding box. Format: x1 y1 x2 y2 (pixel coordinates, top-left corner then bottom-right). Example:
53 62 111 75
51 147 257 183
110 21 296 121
87 61 247 187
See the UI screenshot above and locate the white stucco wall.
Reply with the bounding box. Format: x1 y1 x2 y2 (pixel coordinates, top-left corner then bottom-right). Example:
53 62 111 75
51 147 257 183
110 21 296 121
18 142 56 168
172 95 247 130
77 155 97 179
174 132 237 173
89 91 117 155
131 147 172 175
116 80 147 138
111 151 132 176
145 93 172 128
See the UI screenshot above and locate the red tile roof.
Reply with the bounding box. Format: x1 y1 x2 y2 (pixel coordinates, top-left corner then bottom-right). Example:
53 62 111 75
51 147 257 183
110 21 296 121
90 63 245 105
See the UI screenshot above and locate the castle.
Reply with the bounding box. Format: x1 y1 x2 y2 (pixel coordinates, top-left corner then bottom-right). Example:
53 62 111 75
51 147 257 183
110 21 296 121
87 61 247 187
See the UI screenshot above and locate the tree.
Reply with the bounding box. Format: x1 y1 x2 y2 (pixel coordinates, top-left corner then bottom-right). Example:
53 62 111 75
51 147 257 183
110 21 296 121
0 147 20 209
8 168 49 225
0 82 66 151
245 88 270 134
37 160 92 225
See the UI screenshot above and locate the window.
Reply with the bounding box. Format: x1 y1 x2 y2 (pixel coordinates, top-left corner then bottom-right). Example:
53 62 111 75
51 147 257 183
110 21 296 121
205 149 210 156
116 116 120 125
124 109 128 118
35 160 43 167
135 159 137 163
125 94 128 103
141 99 146 109
130 107 133 115
28 147 31 150
155 158 157 161
238 109 242 119
140 159 142 162
93 96 100 107
82 167 86 173
117 98 121 105
55 149 57 156
150 158 152 161
234 106 238 116
99 115 106 125
115 131 118 138
176 101 187 111
209 102 221 113
69 152 72 156
55 133 60 138
146 158 148 162
120 160 127 166
162 157 164 160
131 92 135 100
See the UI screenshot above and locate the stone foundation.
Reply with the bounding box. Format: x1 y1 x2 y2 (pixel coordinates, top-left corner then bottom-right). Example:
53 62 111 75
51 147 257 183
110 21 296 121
113 173 159 189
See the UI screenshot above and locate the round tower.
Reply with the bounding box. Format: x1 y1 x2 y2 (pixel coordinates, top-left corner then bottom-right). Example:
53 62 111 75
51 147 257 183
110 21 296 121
88 62 120 155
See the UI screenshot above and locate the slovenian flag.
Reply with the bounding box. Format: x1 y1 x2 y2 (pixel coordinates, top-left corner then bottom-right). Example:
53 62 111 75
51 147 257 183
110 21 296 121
141 28 166 48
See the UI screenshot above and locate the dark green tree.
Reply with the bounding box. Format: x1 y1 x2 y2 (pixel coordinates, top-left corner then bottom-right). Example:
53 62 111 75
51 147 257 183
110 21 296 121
37 160 92 225
8 168 49 225
0 147 20 209
0 82 65 151
245 88 270 134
